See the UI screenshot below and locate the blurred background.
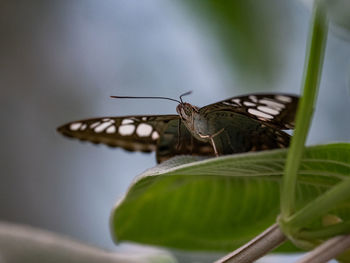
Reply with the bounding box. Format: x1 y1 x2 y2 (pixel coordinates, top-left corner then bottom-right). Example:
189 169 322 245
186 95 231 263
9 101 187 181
0 0 349 262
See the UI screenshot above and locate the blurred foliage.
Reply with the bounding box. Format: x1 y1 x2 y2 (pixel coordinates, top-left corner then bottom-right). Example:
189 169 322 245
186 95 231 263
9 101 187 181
0 222 177 263
326 0 350 32
179 0 295 89
300 0 350 32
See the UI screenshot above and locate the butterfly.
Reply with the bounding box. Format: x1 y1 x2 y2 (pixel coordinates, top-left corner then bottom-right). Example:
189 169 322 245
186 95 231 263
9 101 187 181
57 93 299 163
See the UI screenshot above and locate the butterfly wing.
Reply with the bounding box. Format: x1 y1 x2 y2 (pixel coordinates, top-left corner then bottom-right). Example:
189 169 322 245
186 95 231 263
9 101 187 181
156 119 214 163
199 93 299 129
201 111 292 155
57 115 214 163
57 115 179 153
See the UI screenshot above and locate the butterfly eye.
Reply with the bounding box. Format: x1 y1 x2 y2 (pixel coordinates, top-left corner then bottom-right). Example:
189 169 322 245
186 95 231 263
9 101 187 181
180 108 188 119
176 104 189 120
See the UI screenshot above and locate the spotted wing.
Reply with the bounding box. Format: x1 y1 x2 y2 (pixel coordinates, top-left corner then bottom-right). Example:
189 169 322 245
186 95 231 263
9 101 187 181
57 115 179 153
200 93 299 129
57 115 215 163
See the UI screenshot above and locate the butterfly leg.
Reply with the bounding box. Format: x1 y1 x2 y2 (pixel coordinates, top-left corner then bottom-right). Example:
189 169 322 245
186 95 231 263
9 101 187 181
176 119 182 150
198 128 224 157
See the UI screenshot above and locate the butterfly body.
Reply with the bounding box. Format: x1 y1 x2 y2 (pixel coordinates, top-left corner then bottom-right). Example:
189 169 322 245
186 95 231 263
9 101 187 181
178 106 290 156
58 93 298 163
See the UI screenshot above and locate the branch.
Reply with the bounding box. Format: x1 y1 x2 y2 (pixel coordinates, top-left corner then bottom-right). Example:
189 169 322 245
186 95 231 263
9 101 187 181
296 235 350 263
214 224 286 263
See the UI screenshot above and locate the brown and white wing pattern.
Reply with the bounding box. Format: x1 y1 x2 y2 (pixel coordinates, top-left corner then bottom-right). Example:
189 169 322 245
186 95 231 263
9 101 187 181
58 93 299 162
57 115 179 153
200 93 299 130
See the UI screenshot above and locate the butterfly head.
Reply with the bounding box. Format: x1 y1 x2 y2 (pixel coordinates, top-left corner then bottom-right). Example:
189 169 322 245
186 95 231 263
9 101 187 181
176 102 199 123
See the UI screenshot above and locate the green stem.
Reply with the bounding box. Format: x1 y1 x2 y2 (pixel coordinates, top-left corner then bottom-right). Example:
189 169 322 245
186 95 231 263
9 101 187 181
280 1 328 219
286 178 350 229
298 221 350 240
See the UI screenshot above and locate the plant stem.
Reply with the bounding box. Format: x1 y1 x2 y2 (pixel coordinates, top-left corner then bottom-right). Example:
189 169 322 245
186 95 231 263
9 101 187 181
280 1 328 219
286 178 350 229
295 235 350 263
298 221 350 240
214 224 286 263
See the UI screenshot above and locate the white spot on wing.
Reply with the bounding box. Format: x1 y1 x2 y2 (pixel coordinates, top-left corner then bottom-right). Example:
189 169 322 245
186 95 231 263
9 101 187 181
152 131 159 140
106 125 116 134
90 122 100 128
243 101 256 107
232 99 241 105
248 108 273 119
70 122 82 131
118 125 135 135
275 95 292 103
94 122 112 133
136 123 153 137
80 124 87 130
260 99 285 109
122 119 133 125
142 117 147 121
257 106 280 115
249 95 258 103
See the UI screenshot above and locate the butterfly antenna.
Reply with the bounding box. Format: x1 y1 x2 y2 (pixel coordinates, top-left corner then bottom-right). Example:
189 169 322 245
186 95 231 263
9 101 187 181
110 95 180 104
179 91 192 104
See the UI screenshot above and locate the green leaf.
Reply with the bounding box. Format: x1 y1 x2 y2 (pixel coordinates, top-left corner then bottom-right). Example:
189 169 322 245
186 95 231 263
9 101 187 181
110 143 350 252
